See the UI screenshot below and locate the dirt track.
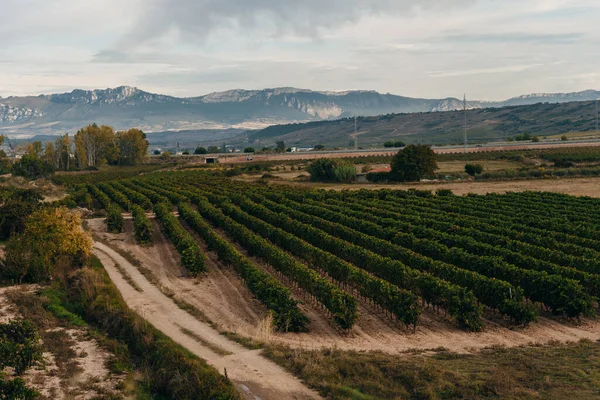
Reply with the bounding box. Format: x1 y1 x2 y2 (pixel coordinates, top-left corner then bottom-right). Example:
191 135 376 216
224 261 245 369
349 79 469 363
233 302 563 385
93 241 321 400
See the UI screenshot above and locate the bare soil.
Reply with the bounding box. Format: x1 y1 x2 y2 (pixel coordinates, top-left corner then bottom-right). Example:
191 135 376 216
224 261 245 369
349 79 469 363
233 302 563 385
0 286 123 400
88 218 600 360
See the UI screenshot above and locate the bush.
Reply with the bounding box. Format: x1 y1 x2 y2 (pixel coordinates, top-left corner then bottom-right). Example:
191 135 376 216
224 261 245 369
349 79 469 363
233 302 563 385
11 155 54 180
131 205 153 244
244 147 255 153
561 135 568 141
366 172 391 183
464 163 484 176
194 147 208 155
0 320 43 375
307 159 356 183
105 203 124 233
554 159 574 168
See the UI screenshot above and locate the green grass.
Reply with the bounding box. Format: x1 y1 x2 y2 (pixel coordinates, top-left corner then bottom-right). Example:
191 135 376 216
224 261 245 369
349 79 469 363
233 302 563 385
263 340 600 400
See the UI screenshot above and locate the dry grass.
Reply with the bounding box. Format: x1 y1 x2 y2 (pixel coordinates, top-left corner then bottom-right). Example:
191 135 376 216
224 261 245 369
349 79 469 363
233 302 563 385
264 339 600 400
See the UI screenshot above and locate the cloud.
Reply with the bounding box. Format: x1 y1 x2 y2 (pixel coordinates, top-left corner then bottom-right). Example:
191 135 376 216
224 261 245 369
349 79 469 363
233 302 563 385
107 0 475 53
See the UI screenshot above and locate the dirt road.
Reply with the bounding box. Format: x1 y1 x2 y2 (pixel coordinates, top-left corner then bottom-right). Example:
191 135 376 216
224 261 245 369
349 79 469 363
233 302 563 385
93 241 322 400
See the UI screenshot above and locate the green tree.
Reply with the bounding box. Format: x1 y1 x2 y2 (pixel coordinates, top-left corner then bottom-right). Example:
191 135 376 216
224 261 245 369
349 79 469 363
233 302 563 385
153 149 161 155
244 147 255 153
390 144 438 182
275 141 286 152
194 146 208 154
207 146 220 154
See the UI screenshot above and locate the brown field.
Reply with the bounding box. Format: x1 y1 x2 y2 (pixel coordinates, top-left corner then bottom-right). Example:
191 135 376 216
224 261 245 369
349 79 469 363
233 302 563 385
252 175 600 197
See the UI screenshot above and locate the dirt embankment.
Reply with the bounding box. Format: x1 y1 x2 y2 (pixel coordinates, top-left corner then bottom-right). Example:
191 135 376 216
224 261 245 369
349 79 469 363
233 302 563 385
89 218 600 359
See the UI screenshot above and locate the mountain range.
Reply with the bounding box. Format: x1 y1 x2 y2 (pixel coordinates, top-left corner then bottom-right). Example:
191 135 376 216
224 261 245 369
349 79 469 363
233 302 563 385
1 86 599 141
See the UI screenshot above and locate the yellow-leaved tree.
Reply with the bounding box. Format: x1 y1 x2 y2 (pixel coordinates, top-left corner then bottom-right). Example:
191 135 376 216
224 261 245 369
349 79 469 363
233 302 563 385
1 207 92 283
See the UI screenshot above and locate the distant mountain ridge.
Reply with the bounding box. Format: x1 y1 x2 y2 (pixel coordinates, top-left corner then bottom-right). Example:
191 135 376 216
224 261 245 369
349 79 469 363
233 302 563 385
1 86 599 138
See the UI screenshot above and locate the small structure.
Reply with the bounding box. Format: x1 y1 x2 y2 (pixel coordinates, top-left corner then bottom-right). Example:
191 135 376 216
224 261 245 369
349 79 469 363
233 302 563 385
205 157 217 164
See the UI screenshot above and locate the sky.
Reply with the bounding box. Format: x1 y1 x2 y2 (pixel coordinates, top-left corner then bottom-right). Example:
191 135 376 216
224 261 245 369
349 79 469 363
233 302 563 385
1 0 599 100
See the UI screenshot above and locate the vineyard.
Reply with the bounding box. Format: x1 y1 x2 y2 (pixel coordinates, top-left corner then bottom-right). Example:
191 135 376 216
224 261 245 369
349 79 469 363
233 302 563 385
79 171 600 334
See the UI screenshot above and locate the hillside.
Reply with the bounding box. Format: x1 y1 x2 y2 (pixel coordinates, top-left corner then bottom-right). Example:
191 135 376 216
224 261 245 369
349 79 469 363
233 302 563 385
1 86 598 140
247 100 600 148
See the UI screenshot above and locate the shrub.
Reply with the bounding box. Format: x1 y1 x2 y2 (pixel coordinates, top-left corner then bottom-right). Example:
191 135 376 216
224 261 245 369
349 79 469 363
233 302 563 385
11 155 54 180
106 203 124 233
194 147 208 155
366 172 390 183
244 147 255 153
0 320 43 375
307 159 356 183
131 205 153 244
464 163 484 176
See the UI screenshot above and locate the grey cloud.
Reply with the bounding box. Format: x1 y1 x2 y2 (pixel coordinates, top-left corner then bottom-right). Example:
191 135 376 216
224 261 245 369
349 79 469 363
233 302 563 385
443 32 584 44
108 0 475 52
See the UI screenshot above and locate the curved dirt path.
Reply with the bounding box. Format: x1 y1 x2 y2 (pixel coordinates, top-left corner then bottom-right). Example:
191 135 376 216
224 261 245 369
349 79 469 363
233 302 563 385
93 241 321 400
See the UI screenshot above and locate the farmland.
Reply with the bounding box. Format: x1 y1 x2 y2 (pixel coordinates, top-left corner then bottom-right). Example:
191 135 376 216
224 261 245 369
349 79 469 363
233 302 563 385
8 163 593 399
82 172 600 334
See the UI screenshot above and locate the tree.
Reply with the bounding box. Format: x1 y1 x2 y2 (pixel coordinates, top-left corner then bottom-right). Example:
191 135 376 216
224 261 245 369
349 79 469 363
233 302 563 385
465 163 484 176
2 207 92 283
314 144 325 151
74 124 115 168
384 141 404 148
390 144 438 182
117 129 148 165
244 147 255 153
561 135 568 141
25 141 42 158
43 142 56 166
275 141 286 152
153 149 161 155
54 134 71 170
207 146 220 154
159 151 172 161
532 136 540 142
194 146 208 155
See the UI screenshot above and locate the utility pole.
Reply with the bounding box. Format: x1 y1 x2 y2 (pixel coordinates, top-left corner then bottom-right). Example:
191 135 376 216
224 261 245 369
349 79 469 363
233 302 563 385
596 99 598 133
463 94 468 153
354 114 358 150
